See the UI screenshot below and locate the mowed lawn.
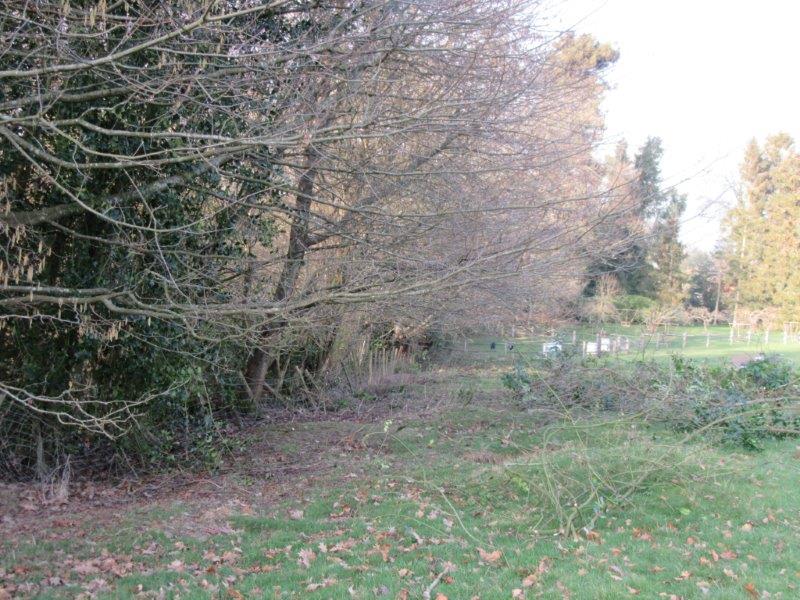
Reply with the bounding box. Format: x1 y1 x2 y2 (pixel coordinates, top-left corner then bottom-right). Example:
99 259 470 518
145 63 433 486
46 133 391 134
464 324 800 366
2 364 800 599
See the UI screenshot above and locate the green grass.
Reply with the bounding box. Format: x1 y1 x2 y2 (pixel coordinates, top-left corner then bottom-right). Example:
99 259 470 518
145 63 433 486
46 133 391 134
4 384 800 599
464 324 800 367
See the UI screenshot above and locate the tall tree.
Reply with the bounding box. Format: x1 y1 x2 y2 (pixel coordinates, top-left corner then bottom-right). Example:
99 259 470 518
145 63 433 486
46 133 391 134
725 134 800 319
583 136 687 305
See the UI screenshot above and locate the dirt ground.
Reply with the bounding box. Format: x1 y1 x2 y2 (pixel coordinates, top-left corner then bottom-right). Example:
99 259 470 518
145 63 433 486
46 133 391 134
0 369 475 547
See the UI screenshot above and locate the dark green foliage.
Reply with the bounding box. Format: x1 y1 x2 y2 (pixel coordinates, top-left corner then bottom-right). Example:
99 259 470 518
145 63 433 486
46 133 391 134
501 353 800 451
0 4 293 478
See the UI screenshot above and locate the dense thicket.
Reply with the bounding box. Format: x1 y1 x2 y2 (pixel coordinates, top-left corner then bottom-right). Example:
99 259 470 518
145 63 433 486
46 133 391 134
0 1 623 478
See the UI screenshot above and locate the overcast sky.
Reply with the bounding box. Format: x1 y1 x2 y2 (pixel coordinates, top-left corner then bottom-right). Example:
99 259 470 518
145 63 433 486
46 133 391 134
550 0 800 251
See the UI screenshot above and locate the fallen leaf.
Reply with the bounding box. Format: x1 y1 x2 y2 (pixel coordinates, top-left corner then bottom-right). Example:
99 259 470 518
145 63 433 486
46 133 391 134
743 582 758 599
522 573 538 587
435 594 448 600
537 557 552 575
741 522 753 532
306 578 337 591
585 530 602 542
298 548 316 569
73 560 100 575
397 590 410 600
288 509 304 520
555 580 571 600
477 548 502 565
512 589 525 599
168 560 185 573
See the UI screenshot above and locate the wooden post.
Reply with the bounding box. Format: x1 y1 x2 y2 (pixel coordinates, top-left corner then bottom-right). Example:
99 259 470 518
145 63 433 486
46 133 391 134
596 332 602 357
582 340 587 357
729 327 734 345
572 330 577 344
655 332 661 350
706 332 710 348
764 330 769 345
682 332 687 349
747 328 752 344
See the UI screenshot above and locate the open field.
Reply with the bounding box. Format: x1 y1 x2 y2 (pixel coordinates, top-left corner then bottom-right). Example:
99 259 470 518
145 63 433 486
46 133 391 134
464 325 800 366
2 350 800 599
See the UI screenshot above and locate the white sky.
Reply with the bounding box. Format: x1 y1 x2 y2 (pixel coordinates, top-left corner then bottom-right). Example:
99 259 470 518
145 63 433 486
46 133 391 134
550 0 800 251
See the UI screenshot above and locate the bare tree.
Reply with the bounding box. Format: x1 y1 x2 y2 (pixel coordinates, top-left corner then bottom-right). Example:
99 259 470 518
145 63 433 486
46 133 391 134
0 0 628 475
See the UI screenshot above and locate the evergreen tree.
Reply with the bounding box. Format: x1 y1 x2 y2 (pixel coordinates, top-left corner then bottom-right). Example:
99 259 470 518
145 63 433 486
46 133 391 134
725 134 800 319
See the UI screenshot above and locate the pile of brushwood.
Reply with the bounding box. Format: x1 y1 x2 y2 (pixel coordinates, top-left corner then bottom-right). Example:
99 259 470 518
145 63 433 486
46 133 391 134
491 353 800 536
503 353 800 451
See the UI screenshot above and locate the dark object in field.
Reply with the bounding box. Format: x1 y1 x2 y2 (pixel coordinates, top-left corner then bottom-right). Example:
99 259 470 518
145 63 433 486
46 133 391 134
507 343 514 351
490 342 496 350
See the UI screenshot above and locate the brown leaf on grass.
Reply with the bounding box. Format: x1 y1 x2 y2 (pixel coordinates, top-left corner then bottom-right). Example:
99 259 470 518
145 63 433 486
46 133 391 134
227 589 245 600
330 538 358 553
396 590 410 600
306 578 337 591
537 557 552 575
741 522 754 532
609 565 625 581
555 581 571 600
288 509 304 520
723 568 738 580
477 548 502 565
73 560 100 576
743 582 759 599
83 578 109 593
0 587 11 600
720 550 737 560
627 587 639 595
522 573 538 587
329 505 352 519
298 549 316 569
435 594 448 600
168 560 185 573
512 589 525 599
632 528 653 541
374 543 391 562
584 530 602 543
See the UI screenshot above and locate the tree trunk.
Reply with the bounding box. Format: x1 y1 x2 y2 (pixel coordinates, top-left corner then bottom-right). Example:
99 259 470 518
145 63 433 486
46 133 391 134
244 146 317 403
